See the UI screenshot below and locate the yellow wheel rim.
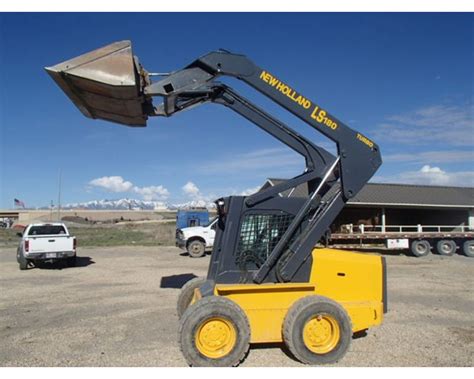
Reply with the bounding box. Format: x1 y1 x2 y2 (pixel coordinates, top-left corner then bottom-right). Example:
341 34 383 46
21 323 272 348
195 317 237 359
303 314 340 354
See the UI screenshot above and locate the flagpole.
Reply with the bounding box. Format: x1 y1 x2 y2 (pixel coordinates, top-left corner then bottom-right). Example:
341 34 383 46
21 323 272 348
57 169 62 221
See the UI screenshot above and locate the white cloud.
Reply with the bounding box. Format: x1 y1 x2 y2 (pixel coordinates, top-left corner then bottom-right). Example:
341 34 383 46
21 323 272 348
182 181 201 198
133 185 170 201
375 103 474 146
88 176 169 201
88 176 133 193
373 165 474 187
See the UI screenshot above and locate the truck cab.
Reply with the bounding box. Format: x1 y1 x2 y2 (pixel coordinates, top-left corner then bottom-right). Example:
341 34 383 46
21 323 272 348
176 217 218 258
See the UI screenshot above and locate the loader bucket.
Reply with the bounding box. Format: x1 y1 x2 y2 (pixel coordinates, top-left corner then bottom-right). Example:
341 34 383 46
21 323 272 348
45 40 152 127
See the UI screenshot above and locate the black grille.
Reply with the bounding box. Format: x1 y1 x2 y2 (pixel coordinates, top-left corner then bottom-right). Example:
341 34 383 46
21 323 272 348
235 213 295 272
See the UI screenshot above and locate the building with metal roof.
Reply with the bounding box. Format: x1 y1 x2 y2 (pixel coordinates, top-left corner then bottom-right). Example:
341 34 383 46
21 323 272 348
259 179 474 231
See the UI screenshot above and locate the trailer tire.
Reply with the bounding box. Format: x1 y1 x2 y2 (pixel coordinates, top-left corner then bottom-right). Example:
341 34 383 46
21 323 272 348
410 240 431 257
177 276 207 318
435 240 456 256
179 296 250 367
187 240 206 258
462 240 474 257
283 295 352 365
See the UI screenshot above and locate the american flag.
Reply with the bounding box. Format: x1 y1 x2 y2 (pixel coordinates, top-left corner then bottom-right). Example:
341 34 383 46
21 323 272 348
14 198 25 208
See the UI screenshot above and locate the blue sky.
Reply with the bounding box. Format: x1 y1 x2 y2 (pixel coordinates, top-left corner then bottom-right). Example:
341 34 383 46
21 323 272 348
0 12 473 209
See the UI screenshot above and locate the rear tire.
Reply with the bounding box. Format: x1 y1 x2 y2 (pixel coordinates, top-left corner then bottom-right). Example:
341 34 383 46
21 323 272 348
283 295 352 365
17 249 28 270
435 240 456 256
179 296 250 367
410 240 431 257
177 276 207 318
187 240 206 258
462 240 474 257
19 259 28 270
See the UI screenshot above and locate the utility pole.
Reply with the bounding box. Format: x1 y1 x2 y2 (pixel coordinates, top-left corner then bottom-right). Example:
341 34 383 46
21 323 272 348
57 169 62 221
50 200 53 221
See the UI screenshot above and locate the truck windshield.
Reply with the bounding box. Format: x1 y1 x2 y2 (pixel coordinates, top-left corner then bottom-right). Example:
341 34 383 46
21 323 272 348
28 225 66 236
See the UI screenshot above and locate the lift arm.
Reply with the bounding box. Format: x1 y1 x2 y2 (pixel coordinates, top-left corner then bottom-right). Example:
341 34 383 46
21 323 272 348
45 41 382 283
145 50 381 201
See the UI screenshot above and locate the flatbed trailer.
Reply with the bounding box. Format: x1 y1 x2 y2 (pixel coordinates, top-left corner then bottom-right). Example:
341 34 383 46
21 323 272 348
327 224 474 257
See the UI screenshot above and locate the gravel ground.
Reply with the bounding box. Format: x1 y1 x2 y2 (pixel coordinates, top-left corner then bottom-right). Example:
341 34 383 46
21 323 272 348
0 246 472 367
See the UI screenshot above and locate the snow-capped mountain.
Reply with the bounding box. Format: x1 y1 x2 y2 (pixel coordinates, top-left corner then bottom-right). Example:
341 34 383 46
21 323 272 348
53 198 215 210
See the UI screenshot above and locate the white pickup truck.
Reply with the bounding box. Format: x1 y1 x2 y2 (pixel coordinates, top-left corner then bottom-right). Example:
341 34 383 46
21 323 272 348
16 223 77 270
176 217 217 258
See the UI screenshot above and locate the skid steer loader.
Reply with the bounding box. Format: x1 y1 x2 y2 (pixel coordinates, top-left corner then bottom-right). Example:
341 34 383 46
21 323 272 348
46 41 387 367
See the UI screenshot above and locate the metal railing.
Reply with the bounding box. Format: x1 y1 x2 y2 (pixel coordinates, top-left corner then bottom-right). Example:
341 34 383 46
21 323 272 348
340 224 473 234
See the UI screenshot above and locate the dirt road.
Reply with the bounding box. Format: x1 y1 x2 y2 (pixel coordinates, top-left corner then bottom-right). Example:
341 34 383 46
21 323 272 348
0 246 472 367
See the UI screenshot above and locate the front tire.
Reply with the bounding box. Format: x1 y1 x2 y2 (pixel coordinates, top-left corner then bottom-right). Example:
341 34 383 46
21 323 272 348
283 296 352 365
187 240 206 258
177 276 207 318
179 296 250 367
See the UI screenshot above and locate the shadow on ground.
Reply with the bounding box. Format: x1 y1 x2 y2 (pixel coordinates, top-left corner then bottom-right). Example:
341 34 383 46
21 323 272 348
31 256 95 270
178 251 212 257
160 273 198 289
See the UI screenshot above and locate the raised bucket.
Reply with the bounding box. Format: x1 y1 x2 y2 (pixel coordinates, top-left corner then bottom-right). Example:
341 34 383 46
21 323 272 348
45 40 152 127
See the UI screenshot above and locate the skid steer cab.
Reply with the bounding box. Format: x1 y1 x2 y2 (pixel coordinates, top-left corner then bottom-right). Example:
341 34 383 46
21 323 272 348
46 41 386 366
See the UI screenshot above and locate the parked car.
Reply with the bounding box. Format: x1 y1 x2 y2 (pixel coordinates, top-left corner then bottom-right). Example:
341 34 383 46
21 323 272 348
16 223 77 270
176 217 217 258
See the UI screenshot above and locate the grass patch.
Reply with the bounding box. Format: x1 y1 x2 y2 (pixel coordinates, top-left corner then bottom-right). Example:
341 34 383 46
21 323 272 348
0 229 21 247
0 222 176 248
69 223 175 247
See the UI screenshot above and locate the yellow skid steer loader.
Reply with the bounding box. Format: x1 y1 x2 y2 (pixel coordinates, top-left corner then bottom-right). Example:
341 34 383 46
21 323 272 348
46 41 387 367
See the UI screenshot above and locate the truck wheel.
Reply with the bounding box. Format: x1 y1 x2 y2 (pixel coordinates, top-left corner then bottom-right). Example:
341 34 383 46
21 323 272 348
17 249 28 270
19 259 28 270
410 240 431 257
179 296 250 367
187 240 206 258
462 240 474 257
435 240 456 256
177 276 207 318
283 295 352 365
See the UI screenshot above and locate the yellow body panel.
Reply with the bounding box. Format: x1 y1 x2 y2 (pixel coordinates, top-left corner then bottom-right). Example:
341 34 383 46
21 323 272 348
212 248 385 344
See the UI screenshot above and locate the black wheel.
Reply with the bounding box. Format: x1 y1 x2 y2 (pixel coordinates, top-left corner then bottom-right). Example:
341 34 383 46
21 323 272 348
177 276 207 318
187 240 206 258
283 295 352 365
410 240 431 257
435 240 456 256
17 249 28 270
462 240 474 257
179 296 250 367
67 256 77 267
